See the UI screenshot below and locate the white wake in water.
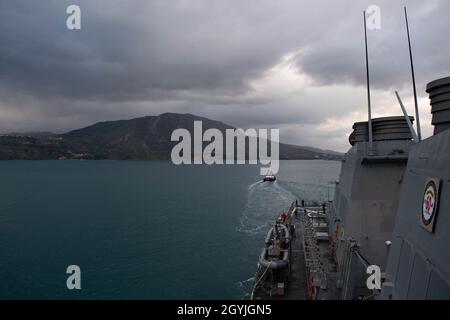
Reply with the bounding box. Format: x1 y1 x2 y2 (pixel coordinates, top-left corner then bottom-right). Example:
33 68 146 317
236 180 297 236
237 179 333 236
235 276 255 300
247 180 263 190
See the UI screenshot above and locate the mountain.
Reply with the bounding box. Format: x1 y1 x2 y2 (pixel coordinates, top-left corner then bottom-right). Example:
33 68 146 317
291 145 344 156
5 131 56 138
0 113 343 160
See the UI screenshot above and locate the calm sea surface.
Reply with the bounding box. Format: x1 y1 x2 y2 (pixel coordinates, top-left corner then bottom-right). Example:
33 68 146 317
0 160 340 299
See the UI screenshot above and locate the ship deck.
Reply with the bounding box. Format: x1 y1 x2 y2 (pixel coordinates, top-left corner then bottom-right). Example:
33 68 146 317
252 204 308 300
283 214 308 300
251 203 340 300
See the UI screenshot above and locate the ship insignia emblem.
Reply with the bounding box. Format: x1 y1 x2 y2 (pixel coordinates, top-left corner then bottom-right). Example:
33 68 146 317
421 178 440 232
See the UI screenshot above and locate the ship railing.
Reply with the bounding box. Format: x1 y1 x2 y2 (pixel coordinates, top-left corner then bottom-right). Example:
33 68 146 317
337 237 380 300
300 206 328 295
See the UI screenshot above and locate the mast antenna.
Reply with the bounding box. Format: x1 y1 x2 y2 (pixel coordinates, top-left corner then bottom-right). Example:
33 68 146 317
364 11 374 154
404 7 422 141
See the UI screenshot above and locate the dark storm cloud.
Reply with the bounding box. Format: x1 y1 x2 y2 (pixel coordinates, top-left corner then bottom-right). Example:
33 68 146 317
0 0 308 100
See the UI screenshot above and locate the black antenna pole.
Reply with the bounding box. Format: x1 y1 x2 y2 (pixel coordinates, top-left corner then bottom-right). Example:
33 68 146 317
404 7 421 141
364 11 373 152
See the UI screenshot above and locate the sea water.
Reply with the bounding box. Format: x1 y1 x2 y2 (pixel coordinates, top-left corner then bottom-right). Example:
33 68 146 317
0 160 340 299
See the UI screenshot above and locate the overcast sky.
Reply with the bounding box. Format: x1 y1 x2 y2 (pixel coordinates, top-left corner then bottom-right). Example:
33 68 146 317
0 0 449 151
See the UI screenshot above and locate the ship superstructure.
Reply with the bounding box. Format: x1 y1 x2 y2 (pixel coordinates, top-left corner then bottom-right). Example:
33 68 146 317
379 77 450 299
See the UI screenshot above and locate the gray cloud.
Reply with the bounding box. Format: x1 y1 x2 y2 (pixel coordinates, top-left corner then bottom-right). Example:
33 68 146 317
0 0 306 100
0 0 448 151
295 0 450 92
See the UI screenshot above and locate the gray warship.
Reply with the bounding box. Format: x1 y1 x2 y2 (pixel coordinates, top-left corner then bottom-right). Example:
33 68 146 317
251 75 450 301
251 9 450 300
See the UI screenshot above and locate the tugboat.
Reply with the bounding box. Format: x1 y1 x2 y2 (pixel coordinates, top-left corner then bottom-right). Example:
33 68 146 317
263 172 276 182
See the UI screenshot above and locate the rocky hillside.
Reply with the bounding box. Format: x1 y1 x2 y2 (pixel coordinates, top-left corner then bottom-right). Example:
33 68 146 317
0 113 343 160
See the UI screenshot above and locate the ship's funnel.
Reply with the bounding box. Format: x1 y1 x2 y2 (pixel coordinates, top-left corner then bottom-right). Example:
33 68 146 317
426 76 450 135
349 116 414 145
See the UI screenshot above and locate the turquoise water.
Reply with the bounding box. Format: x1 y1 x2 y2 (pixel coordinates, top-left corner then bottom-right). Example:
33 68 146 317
0 160 340 299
